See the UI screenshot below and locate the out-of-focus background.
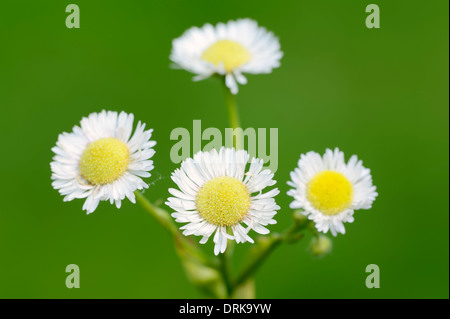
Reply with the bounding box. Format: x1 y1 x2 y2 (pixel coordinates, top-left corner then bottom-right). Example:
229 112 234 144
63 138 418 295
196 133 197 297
0 0 448 298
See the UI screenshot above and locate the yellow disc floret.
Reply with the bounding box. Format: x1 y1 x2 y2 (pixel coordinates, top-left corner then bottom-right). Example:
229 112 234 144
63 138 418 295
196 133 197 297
196 176 251 227
307 171 353 216
201 40 251 73
79 137 129 185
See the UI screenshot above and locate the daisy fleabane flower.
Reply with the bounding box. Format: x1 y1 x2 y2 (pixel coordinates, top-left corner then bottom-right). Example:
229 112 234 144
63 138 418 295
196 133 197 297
287 148 378 236
170 18 283 94
50 110 156 214
166 147 279 255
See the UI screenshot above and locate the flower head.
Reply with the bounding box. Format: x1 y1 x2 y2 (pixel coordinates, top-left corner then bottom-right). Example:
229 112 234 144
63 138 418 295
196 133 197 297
287 148 378 236
170 18 283 94
50 110 156 214
166 147 279 255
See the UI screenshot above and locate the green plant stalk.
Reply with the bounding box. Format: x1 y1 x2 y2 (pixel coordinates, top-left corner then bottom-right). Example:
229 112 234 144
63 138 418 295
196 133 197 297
233 234 283 290
135 190 178 236
222 79 243 150
135 191 213 263
219 246 233 297
232 218 310 289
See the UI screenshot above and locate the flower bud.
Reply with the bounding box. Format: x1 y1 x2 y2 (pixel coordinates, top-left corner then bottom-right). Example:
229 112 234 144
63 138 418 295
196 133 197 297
292 210 308 224
181 258 227 298
309 235 332 257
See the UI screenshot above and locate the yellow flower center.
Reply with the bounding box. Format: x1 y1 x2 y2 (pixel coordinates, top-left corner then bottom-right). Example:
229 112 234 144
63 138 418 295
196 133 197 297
196 176 251 227
201 40 251 73
306 171 353 216
79 137 129 185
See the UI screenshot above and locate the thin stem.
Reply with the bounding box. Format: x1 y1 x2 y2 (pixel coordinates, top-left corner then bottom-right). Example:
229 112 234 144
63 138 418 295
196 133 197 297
233 234 283 289
219 244 233 297
135 190 178 237
222 79 243 149
135 190 217 268
233 218 310 289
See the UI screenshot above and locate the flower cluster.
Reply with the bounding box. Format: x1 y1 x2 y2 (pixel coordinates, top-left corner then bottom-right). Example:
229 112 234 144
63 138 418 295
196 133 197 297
50 19 378 257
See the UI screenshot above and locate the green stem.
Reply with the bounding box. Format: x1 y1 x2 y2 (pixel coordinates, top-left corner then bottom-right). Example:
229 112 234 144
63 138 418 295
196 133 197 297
135 190 214 267
222 79 243 149
233 234 283 290
233 218 309 289
219 244 233 297
135 190 178 237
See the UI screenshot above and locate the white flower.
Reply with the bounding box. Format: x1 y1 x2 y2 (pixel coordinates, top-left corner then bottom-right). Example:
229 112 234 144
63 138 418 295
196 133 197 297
50 110 156 214
287 148 378 236
170 18 283 94
166 147 279 255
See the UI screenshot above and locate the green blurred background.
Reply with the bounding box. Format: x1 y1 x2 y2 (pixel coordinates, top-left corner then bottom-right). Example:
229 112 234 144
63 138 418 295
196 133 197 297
0 0 448 298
